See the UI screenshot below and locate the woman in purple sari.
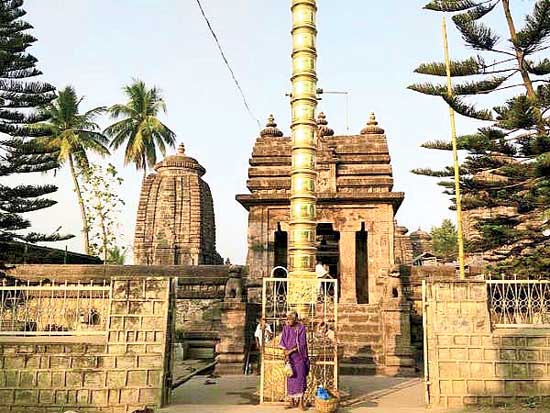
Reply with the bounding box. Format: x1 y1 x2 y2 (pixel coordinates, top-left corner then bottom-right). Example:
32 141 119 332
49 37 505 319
280 311 309 410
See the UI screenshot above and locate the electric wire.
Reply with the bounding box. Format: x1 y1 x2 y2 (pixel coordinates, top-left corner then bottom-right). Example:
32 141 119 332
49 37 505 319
195 0 261 129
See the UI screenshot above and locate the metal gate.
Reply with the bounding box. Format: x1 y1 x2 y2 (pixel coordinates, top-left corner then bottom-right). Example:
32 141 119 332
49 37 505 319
260 277 339 404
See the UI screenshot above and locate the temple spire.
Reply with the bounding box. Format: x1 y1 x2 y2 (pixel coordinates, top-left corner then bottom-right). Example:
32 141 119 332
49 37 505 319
317 112 334 137
260 114 284 137
360 112 385 135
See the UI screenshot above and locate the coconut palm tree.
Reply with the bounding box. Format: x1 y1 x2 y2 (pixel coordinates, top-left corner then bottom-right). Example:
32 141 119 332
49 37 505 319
34 86 110 255
105 80 176 179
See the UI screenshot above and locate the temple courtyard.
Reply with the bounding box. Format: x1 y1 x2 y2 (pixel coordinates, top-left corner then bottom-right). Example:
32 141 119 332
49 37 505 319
160 375 550 413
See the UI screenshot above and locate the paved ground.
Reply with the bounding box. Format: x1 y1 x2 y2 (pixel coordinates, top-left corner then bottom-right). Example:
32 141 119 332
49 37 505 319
160 375 550 413
160 375 433 413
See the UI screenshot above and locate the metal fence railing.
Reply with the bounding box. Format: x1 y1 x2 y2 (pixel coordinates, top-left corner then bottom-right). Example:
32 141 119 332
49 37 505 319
487 279 550 328
0 279 111 336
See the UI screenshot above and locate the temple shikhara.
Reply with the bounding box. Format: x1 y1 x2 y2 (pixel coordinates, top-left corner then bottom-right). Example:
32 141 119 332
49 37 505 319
134 143 223 266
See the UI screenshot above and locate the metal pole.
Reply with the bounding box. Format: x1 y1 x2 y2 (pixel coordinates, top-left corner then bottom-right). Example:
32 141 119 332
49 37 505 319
442 17 466 280
288 0 319 279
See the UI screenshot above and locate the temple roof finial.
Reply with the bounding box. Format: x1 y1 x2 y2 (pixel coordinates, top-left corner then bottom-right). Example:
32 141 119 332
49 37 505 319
361 112 385 135
177 143 186 155
317 112 334 137
260 114 284 137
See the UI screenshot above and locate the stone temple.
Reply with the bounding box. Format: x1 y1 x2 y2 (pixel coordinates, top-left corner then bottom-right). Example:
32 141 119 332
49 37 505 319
134 143 223 266
237 113 404 304
237 113 416 374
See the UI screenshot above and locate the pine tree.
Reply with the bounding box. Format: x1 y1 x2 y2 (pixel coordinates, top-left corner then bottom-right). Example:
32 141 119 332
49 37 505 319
410 0 550 276
431 219 459 262
0 0 71 243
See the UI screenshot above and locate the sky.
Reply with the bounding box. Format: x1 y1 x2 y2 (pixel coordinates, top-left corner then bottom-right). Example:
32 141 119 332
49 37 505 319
8 0 535 264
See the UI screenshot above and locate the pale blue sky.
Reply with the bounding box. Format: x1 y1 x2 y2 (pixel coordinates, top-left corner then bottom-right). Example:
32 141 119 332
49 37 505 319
13 0 534 263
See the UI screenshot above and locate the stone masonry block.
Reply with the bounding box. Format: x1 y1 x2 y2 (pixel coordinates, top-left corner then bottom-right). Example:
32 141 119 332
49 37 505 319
66 371 83 388
485 380 504 394
468 348 483 360
146 344 164 353
138 355 163 369
0 389 14 404
527 337 546 347
51 371 65 387
471 362 494 378
518 349 539 362
126 344 146 354
19 371 36 387
123 316 141 330
451 380 466 395
511 363 529 379
454 336 469 346
127 370 148 386
129 301 153 315
450 348 467 361
116 355 137 368
120 388 139 403
139 388 158 404
83 370 105 387
77 389 90 404
439 362 458 379
14 390 38 405
39 390 55 405
458 362 471 379
107 371 126 387
500 349 516 361
91 389 108 405
72 355 98 368
108 389 120 404
467 380 485 395
49 356 71 369
148 370 161 387
4 356 25 369
529 363 546 378
55 390 67 405
108 344 127 355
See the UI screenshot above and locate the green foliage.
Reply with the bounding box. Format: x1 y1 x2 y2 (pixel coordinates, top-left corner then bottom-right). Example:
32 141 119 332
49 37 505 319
430 219 459 262
105 79 176 178
0 0 71 243
81 163 126 262
33 86 110 254
412 0 550 275
414 56 485 77
527 58 550 76
442 95 494 120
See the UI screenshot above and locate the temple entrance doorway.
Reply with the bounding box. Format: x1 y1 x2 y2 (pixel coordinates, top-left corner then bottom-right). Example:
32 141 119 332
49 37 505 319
273 223 288 278
316 223 340 276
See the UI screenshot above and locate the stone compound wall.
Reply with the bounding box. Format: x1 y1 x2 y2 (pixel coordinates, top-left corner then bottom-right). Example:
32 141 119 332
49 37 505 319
0 276 172 413
425 280 550 408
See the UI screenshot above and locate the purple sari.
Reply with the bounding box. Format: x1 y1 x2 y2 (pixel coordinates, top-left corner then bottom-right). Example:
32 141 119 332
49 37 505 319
280 322 309 398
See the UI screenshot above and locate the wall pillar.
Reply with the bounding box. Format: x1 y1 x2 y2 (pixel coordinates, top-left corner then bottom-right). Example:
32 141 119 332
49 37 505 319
339 230 357 303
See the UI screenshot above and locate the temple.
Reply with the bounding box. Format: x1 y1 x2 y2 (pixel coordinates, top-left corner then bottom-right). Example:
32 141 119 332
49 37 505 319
134 143 223 266
237 113 416 375
237 113 404 304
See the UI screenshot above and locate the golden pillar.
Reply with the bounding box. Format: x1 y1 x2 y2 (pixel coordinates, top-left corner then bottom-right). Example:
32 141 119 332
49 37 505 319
288 0 318 286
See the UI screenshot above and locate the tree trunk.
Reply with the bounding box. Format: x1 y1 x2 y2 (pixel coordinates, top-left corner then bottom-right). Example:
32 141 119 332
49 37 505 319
99 211 108 263
68 154 90 255
501 0 546 135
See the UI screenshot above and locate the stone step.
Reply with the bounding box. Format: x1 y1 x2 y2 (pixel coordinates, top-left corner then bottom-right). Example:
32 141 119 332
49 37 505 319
338 333 382 342
340 363 379 375
338 323 380 333
338 315 380 324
